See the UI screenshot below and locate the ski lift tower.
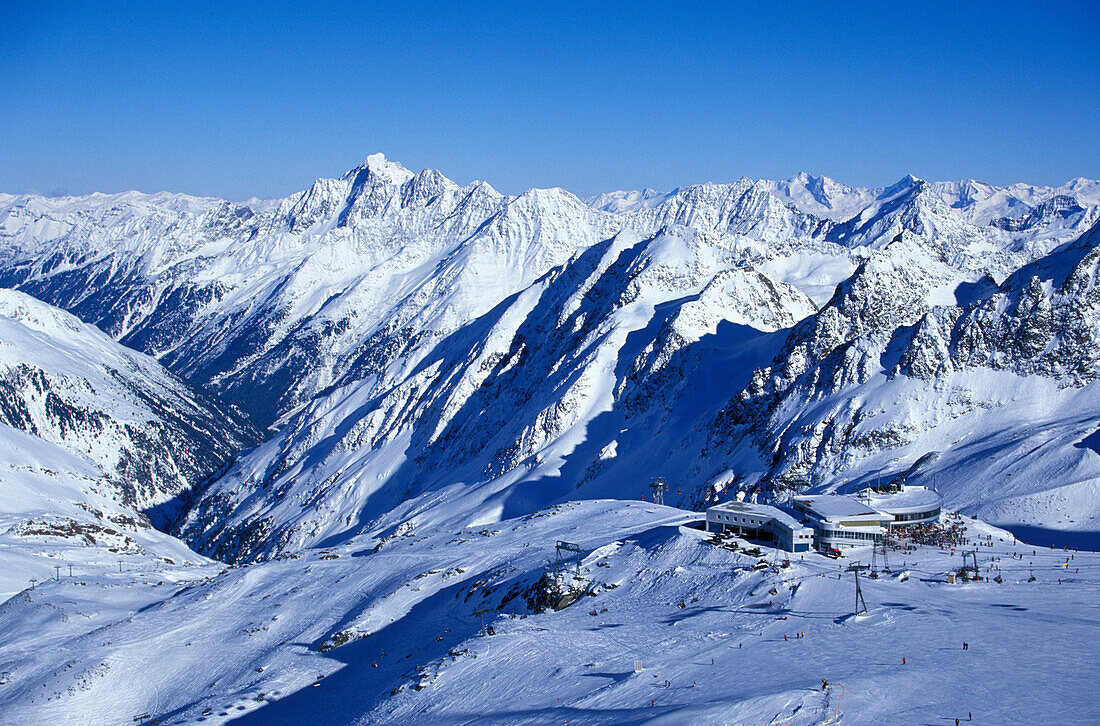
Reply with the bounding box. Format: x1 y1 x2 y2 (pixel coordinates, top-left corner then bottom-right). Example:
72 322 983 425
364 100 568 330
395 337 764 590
556 541 583 577
649 478 667 506
846 562 870 616
473 605 493 636
961 550 980 581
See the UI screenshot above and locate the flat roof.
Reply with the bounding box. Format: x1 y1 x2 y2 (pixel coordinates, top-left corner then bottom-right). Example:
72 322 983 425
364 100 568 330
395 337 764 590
709 501 811 531
793 495 887 520
860 486 942 514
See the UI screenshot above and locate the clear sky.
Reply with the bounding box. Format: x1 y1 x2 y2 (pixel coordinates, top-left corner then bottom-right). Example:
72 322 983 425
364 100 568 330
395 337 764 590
2 1 1098 199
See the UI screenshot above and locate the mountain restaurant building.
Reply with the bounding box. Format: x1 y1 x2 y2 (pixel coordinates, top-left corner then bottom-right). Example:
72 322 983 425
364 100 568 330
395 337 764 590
706 501 814 552
791 495 893 550
859 485 943 527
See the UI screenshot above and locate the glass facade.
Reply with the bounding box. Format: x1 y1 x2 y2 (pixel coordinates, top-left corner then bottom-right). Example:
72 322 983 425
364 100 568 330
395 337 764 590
818 528 884 543
889 507 941 524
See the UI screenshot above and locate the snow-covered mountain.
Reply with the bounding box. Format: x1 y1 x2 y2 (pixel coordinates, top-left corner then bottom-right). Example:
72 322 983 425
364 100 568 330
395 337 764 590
1 159 1099 562
0 289 257 602
0 289 258 528
3 161 1093 432
2 158 1100 724
709 221 1100 525
0 156 620 430
174 226 821 560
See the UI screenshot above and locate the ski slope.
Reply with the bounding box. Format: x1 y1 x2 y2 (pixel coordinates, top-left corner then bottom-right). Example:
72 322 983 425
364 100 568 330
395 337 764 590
0 500 1096 725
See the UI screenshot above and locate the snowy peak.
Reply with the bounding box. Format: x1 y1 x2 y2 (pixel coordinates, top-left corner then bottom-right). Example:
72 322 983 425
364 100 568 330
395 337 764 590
345 152 416 187
401 167 458 208
285 154 453 231
882 173 924 196
600 178 831 243
336 155 421 225
0 287 86 339
1059 176 1100 204
586 188 667 213
765 172 881 221
825 174 934 247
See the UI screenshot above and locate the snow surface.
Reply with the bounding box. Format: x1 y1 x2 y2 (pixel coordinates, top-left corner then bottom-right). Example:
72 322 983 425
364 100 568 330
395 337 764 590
0 425 206 602
0 500 1096 724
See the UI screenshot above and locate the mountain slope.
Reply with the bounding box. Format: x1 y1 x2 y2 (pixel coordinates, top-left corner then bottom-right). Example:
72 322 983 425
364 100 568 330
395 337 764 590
701 220 1100 529
1 500 1097 725
176 216 1100 562
174 227 817 561
0 424 209 600
0 288 258 527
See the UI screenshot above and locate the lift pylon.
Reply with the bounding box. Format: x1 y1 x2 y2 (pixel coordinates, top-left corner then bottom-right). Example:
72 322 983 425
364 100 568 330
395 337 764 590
649 478 667 506
555 541 583 577
845 562 869 616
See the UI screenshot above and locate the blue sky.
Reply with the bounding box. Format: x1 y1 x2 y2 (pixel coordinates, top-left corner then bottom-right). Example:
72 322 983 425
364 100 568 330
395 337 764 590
2 1 1098 199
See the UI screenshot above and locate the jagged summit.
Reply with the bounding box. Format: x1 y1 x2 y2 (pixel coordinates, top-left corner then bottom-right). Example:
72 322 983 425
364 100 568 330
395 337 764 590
345 152 417 186
878 173 925 199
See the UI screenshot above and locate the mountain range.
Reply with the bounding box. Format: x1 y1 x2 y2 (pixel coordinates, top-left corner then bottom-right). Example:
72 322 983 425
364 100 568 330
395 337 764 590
1 156 1098 562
